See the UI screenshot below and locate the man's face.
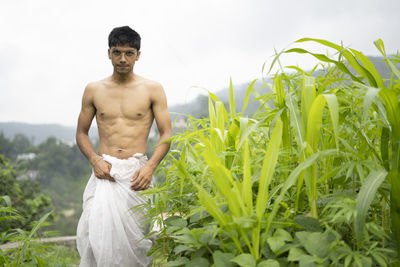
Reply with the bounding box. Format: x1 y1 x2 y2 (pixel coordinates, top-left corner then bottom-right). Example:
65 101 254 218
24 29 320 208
108 45 140 74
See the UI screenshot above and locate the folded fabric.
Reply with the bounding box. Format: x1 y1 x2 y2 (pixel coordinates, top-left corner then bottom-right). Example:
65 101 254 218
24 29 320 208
77 153 152 267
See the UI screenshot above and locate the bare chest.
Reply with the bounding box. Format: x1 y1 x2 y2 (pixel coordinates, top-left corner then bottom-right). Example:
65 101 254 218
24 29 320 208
93 89 152 121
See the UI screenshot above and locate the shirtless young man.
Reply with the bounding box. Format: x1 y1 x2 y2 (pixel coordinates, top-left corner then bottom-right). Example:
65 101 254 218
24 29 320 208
75 26 171 267
76 26 171 190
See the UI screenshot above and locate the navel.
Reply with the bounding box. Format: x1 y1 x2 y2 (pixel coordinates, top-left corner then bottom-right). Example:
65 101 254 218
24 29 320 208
136 113 142 116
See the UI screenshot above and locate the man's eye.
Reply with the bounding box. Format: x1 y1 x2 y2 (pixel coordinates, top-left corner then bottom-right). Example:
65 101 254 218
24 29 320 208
112 50 121 55
126 51 135 56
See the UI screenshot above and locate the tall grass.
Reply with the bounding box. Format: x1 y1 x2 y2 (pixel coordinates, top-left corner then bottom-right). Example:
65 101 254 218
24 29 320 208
143 38 399 266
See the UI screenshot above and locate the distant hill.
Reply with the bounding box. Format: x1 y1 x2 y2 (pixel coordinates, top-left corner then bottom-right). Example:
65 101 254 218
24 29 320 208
0 122 98 145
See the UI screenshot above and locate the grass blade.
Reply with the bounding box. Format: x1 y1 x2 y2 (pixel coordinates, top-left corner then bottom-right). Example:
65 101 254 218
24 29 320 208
355 169 387 246
256 118 283 219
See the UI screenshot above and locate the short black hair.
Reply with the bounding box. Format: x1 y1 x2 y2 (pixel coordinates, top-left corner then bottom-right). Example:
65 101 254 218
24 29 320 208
108 26 141 51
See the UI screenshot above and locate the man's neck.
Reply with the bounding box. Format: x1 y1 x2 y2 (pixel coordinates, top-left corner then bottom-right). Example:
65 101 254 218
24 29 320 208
111 71 135 84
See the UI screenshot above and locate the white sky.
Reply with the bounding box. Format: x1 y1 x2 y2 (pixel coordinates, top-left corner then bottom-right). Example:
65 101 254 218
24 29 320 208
0 0 399 126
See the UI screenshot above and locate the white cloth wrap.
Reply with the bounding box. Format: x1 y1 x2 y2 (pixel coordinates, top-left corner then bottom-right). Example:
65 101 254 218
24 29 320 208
77 153 152 267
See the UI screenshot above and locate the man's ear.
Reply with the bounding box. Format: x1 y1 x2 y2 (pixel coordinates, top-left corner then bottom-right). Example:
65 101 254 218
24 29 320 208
108 48 111 59
136 50 141 61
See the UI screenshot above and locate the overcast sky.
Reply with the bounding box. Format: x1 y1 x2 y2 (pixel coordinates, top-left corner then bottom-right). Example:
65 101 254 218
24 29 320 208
0 0 399 126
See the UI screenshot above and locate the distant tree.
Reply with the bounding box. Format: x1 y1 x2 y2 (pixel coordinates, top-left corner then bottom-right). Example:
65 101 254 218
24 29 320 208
0 132 16 159
13 134 32 154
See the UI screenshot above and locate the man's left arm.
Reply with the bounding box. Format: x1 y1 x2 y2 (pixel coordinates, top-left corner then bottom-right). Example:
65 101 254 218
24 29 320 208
131 83 172 190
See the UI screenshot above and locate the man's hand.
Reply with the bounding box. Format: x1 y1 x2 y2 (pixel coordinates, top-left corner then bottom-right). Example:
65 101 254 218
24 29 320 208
130 164 154 191
93 158 115 182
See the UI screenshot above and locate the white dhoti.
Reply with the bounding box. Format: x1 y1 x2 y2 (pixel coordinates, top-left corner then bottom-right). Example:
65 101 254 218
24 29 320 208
76 153 153 267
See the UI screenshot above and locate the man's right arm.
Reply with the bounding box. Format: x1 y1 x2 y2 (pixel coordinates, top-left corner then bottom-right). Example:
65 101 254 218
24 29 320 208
76 84 114 181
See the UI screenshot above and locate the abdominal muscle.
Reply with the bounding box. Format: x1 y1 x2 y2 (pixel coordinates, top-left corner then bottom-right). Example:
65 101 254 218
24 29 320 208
96 117 152 159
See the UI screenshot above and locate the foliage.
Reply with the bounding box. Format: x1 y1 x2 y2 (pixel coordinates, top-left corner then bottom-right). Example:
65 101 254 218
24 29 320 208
143 38 399 266
0 154 53 235
0 196 78 266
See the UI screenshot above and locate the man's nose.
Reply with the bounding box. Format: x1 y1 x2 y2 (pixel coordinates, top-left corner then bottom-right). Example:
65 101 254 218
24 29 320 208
119 53 127 63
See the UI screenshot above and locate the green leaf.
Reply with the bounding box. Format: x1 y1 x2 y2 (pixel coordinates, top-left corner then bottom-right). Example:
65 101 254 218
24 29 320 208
242 139 253 214
362 87 380 123
295 37 375 85
322 94 339 149
296 231 334 259
0 195 12 207
286 93 304 149
173 245 193 255
288 247 307 262
354 169 387 245
229 77 236 119
241 79 257 115
293 215 321 232
257 259 280 267
233 216 257 229
230 254 256 267
213 251 234 267
165 216 188 228
267 228 292 254
298 254 317 267
191 181 227 227
256 118 283 219
165 257 190 266
185 257 209 267
262 149 338 243
285 48 360 82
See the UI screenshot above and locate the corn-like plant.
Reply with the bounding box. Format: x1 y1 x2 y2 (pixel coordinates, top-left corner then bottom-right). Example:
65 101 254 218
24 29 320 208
142 38 398 266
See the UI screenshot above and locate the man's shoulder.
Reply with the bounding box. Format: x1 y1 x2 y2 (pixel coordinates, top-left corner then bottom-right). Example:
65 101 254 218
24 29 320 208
136 76 163 90
85 79 108 91
83 79 110 98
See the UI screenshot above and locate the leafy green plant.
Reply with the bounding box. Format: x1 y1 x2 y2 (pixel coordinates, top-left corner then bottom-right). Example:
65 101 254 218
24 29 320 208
142 38 399 266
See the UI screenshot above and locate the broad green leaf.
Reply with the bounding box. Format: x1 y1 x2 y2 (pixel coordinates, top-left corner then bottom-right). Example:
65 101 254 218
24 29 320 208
288 247 307 262
257 259 280 267
230 254 256 267
173 245 193 254
293 215 321 232
267 228 293 253
296 231 334 259
185 257 209 267
213 251 235 267
379 88 400 141
165 216 187 228
306 94 326 152
301 75 316 133
355 170 388 245
349 48 384 88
